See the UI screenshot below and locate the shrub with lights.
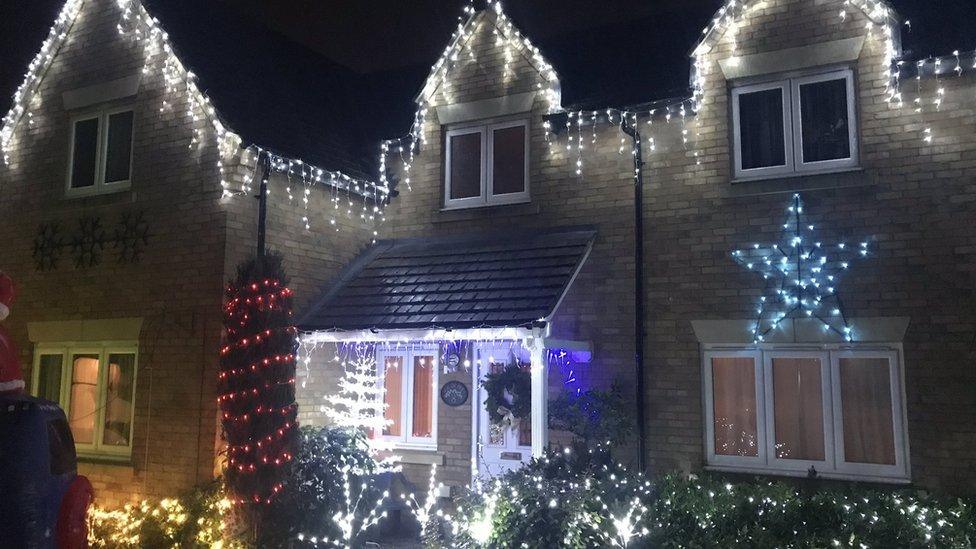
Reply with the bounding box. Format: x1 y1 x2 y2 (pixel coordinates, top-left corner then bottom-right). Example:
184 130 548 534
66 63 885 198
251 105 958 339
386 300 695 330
444 444 976 548
220 254 299 508
87 481 242 548
259 426 383 547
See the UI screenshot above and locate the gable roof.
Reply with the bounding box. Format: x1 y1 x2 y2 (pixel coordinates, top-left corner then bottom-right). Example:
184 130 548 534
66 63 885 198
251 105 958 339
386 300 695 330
299 227 596 332
3 1 973 176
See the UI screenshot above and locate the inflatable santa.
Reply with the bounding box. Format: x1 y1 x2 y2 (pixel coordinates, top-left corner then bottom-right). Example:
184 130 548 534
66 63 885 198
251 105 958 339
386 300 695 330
0 271 25 394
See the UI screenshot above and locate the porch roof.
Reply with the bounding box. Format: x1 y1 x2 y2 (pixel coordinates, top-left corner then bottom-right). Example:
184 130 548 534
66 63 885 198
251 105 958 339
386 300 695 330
299 226 597 332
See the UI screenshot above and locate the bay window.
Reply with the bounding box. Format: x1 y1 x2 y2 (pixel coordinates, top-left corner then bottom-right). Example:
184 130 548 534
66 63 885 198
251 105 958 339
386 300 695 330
376 348 438 449
32 343 138 459
732 68 858 180
445 119 529 209
703 346 908 482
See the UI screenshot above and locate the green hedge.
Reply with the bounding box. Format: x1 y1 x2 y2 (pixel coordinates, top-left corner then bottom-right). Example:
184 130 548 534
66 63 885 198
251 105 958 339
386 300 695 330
448 449 976 548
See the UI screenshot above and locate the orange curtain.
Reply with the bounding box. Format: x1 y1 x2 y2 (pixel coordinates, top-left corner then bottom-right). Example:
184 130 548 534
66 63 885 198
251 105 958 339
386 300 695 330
69 355 100 444
711 357 758 457
771 357 825 461
411 355 434 438
383 357 403 437
840 357 896 465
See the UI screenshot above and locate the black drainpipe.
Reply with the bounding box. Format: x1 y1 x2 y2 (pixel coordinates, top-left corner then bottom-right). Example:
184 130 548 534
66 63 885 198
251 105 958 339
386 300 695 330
620 116 647 473
256 151 272 257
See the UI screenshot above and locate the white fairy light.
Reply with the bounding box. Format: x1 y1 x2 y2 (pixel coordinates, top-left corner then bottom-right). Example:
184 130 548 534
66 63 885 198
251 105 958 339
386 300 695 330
731 194 870 343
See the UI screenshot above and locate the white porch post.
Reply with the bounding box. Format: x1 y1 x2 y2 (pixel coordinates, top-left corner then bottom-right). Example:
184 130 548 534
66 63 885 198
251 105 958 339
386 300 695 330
529 330 548 458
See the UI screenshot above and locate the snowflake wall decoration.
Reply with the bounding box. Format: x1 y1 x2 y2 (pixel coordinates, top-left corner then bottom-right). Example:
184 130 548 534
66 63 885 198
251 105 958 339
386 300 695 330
731 194 870 343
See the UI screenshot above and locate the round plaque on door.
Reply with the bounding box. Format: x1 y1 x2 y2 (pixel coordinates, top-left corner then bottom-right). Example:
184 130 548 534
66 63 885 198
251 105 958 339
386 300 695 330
440 380 469 407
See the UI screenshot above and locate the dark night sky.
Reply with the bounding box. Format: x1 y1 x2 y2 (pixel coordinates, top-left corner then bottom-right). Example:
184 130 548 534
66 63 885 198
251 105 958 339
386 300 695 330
0 0 973 168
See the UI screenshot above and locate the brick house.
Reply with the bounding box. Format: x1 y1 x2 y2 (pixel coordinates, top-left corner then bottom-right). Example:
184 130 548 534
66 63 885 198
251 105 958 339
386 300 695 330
3 0 974 511
297 0 976 495
0 0 377 508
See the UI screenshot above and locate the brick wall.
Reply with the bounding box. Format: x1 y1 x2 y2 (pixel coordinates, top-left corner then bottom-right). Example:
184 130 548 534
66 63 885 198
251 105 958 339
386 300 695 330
0 0 378 509
0 0 228 508
637 0 976 492
297 9 641 490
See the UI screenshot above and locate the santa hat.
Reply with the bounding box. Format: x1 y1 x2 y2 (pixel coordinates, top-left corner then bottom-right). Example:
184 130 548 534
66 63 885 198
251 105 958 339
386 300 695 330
0 272 12 322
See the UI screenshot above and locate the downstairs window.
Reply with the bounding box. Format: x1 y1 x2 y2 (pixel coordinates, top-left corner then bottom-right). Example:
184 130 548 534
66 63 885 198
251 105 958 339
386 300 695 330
703 346 908 482
32 343 138 459
375 348 438 450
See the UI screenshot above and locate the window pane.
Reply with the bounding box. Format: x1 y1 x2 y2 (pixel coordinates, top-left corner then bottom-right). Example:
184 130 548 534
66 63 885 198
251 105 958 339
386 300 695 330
382 356 403 437
37 354 63 403
711 357 759 457
492 125 526 195
487 360 507 446
104 111 134 183
800 78 851 163
449 132 482 200
411 355 434 438
103 353 135 447
71 118 99 188
68 354 100 445
738 88 786 170
771 357 825 461
839 357 896 465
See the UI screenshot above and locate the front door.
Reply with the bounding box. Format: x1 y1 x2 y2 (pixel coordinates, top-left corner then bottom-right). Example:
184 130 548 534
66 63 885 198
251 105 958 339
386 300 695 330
473 342 532 478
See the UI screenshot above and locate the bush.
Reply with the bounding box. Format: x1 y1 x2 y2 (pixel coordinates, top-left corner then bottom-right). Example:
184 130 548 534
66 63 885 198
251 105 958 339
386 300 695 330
548 384 633 448
88 481 241 548
449 447 654 548
448 447 976 548
258 425 380 547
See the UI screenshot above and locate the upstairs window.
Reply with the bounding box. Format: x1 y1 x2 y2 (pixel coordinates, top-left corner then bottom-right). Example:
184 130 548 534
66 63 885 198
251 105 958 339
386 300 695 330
703 346 909 483
445 119 529 209
68 109 135 195
32 343 138 459
732 69 857 180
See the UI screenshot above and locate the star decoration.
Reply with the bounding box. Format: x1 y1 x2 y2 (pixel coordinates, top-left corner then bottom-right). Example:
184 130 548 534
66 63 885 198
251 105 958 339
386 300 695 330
731 194 870 343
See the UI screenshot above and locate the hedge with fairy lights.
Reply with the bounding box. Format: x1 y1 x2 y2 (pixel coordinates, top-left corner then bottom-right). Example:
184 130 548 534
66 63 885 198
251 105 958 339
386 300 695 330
220 254 299 507
443 446 976 548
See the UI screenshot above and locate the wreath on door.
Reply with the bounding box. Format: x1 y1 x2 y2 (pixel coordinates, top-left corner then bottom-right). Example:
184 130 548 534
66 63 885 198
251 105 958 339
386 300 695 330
482 363 532 429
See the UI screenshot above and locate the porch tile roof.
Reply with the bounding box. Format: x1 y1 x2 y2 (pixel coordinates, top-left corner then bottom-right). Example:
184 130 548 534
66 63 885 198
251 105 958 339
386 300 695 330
299 227 597 332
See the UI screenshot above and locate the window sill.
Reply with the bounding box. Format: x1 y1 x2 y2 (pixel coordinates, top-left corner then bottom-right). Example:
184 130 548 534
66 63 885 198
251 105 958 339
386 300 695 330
436 201 539 223
77 454 134 468
394 449 445 466
729 167 871 197
64 185 132 200
704 464 910 485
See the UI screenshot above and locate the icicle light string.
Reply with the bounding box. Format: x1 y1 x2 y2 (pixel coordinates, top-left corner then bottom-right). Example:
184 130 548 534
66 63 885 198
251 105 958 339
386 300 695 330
1 0 386 237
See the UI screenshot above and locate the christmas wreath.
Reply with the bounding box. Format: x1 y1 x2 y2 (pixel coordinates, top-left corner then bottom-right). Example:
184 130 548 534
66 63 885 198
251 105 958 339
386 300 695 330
482 364 532 427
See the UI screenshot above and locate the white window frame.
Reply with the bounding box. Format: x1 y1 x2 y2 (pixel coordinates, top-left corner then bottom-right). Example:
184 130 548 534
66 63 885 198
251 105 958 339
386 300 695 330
31 341 139 460
703 344 910 483
375 346 439 450
731 80 794 180
444 118 530 210
792 69 859 173
703 349 766 469
732 68 858 180
763 350 834 474
66 107 135 197
830 349 908 480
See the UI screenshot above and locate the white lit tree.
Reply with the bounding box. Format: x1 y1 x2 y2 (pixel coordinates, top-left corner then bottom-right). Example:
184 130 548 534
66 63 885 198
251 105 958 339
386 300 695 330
324 344 400 470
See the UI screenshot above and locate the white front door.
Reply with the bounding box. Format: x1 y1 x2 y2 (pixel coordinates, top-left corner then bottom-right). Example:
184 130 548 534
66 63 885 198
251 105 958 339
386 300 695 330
473 342 533 478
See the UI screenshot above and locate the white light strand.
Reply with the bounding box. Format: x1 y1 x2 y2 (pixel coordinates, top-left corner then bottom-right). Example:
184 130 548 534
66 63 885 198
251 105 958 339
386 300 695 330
731 194 870 343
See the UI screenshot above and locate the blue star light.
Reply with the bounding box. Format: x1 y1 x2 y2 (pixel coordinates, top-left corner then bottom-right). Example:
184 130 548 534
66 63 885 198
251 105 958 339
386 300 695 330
731 194 870 343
